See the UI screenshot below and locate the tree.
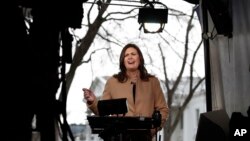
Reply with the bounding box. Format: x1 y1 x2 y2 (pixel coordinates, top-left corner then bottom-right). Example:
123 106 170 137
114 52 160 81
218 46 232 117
65 0 205 141
158 8 205 141
65 0 113 94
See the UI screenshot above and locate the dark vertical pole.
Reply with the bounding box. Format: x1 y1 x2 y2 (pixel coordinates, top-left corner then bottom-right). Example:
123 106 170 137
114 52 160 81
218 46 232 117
202 0 212 112
60 28 75 141
61 52 68 141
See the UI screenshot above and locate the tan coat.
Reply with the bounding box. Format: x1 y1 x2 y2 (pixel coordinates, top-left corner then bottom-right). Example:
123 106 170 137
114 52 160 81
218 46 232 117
88 76 169 128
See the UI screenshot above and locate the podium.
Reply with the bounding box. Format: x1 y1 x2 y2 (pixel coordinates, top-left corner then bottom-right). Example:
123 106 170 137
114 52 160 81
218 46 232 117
87 116 156 141
86 98 161 141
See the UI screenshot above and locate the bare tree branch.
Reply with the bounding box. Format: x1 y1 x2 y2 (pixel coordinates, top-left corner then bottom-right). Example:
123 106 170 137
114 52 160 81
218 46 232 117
105 7 138 18
106 15 137 21
65 0 112 94
158 44 170 91
163 7 205 141
97 28 122 46
80 48 110 64
87 0 97 25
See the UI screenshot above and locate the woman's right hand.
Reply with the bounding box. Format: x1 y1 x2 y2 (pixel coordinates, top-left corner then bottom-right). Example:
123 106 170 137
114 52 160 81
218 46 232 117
82 88 96 105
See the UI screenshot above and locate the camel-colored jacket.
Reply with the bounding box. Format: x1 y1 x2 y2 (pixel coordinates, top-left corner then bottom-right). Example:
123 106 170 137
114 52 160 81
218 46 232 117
87 76 169 128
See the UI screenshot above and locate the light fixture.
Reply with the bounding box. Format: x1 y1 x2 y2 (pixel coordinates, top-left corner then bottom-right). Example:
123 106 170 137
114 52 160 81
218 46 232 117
138 1 168 33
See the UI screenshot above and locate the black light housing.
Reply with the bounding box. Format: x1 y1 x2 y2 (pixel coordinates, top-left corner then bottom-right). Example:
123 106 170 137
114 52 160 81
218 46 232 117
138 8 168 24
138 1 168 33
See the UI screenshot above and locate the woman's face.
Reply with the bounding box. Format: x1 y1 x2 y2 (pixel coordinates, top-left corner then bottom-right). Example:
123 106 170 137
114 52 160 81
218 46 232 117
124 47 140 71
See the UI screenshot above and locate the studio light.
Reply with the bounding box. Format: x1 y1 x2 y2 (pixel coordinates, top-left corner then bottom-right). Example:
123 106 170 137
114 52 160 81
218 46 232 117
138 1 168 33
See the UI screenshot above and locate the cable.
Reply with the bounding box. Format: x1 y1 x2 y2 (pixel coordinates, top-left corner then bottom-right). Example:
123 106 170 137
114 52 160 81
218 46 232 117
84 0 144 8
112 0 142 3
